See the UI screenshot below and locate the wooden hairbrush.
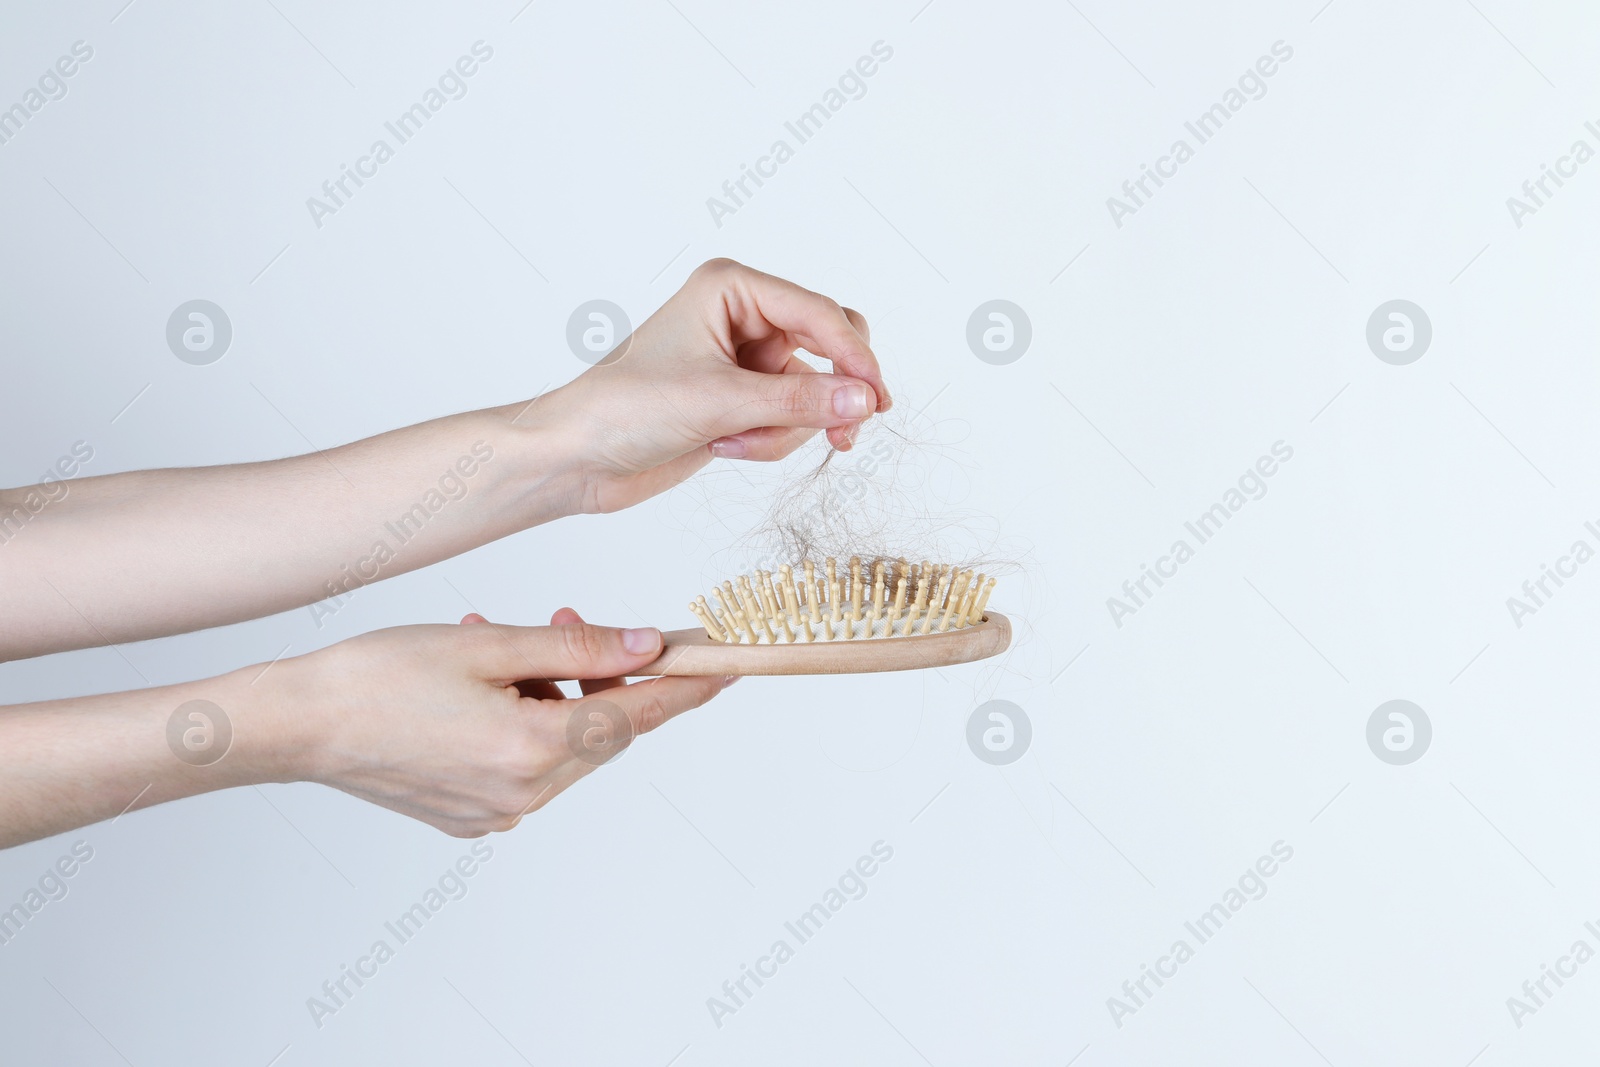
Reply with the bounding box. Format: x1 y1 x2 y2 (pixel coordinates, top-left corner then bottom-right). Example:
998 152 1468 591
635 556 1009 676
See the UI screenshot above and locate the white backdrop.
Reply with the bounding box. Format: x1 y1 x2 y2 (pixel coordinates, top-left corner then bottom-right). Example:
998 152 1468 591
4 1 1600 1063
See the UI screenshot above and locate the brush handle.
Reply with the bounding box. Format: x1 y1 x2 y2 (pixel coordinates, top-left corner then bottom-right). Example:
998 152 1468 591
632 612 1011 676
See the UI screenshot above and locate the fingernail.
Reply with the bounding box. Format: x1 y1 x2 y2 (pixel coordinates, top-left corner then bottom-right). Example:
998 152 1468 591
721 675 741 688
623 627 659 654
710 439 746 459
832 382 872 420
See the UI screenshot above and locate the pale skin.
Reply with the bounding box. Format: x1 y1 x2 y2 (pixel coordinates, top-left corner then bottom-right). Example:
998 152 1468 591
0 259 889 849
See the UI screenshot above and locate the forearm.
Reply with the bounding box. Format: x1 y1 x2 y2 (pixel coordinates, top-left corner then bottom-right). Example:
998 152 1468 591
1 395 586 659
0 663 305 849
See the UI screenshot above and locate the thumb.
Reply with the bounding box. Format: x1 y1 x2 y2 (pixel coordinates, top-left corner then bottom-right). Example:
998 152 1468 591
466 619 664 683
716 371 876 436
552 607 633 695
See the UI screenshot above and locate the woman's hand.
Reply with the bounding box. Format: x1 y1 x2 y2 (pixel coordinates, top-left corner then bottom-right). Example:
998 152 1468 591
0 611 730 847
1 258 887 660
288 609 730 836
543 258 892 513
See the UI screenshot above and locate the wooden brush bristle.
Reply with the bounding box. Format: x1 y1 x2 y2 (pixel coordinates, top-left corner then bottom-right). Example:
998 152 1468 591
693 557 998 644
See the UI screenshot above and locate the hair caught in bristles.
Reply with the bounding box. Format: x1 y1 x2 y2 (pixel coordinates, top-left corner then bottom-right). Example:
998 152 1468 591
689 556 995 643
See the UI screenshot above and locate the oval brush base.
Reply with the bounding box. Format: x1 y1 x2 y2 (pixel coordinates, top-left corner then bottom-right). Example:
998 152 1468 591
633 612 1011 677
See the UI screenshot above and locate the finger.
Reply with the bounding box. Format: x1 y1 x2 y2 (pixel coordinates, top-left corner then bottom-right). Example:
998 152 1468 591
467 620 665 683
551 608 631 696
464 612 566 696
604 675 732 736
841 306 871 345
710 369 878 439
734 332 801 376
471 612 563 697
836 308 875 442
695 259 890 412
712 352 857 454
709 424 821 462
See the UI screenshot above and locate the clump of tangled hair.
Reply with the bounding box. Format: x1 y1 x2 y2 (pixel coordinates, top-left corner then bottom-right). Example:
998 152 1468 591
671 405 1023 592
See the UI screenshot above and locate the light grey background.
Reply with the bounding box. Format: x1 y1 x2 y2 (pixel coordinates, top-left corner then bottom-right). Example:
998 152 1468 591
2 0 1596 1063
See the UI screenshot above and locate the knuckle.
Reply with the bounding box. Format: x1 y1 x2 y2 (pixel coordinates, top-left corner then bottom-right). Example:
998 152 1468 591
560 623 610 665
460 624 499 659
633 694 670 734
477 797 524 834
842 306 870 339
686 678 723 711
766 376 822 418
779 389 817 418
693 257 740 280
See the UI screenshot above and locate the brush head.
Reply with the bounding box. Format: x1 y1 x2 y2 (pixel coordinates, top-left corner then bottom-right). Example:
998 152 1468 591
634 557 1008 676
692 556 997 644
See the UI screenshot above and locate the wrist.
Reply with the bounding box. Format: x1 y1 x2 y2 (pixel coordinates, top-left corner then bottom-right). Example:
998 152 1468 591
183 659 327 788
481 390 600 520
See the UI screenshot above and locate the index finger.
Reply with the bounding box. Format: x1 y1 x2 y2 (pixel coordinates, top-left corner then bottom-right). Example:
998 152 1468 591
698 260 891 413
599 675 731 737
